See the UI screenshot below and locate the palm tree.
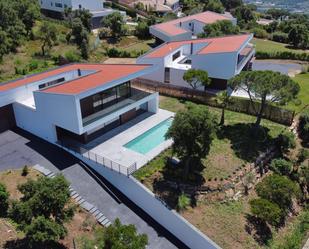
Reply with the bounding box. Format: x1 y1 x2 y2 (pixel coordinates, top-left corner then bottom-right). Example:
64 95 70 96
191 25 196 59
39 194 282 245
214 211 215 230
216 90 232 126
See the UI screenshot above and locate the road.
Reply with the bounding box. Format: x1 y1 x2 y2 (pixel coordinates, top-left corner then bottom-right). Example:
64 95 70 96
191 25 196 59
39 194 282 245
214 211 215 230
0 128 188 249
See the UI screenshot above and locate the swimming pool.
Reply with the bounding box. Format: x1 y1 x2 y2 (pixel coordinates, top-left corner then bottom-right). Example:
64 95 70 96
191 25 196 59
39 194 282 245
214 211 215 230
124 118 173 155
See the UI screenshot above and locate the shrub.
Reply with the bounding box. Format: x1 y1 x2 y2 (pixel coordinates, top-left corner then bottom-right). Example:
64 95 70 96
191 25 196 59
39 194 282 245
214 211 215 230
271 32 289 43
64 50 81 62
251 28 268 39
250 198 284 227
22 165 29 176
177 193 191 211
270 158 293 175
297 148 309 164
256 51 309 62
299 112 309 142
28 60 39 71
0 183 9 217
276 131 296 153
255 174 300 211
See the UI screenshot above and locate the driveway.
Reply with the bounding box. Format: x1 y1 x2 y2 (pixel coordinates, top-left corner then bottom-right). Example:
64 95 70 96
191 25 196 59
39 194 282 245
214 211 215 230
0 128 186 249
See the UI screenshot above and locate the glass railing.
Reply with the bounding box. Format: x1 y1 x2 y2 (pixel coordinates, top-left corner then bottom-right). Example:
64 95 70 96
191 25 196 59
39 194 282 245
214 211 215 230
82 88 151 127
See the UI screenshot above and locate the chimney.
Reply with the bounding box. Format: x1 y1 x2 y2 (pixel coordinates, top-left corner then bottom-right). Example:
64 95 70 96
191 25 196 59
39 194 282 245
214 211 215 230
78 69 81 76
190 42 193 54
179 21 182 27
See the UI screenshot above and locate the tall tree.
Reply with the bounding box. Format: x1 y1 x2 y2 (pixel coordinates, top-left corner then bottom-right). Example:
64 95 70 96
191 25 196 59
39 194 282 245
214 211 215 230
201 20 240 37
166 104 217 175
101 12 127 39
221 0 243 11
204 0 224 13
38 22 57 56
288 24 309 49
216 90 232 126
0 183 9 217
228 71 299 129
183 69 211 89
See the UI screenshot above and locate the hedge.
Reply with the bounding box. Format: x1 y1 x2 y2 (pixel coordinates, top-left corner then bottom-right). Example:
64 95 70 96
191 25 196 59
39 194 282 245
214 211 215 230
256 51 309 62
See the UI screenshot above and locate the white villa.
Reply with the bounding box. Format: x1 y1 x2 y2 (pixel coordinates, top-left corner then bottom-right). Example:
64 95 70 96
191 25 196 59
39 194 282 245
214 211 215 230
39 0 124 28
150 11 237 43
0 64 178 174
137 34 255 90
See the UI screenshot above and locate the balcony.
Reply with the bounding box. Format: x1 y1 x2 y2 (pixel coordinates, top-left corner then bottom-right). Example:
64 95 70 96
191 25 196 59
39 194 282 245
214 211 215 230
237 45 255 73
82 88 152 127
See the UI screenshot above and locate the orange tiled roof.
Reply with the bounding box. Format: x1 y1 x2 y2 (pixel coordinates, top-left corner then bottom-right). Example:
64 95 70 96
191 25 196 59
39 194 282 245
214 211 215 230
152 11 232 36
145 34 251 58
0 64 151 95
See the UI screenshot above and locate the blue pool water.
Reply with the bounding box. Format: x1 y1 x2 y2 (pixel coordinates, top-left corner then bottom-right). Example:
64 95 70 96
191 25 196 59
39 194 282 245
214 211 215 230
124 118 173 155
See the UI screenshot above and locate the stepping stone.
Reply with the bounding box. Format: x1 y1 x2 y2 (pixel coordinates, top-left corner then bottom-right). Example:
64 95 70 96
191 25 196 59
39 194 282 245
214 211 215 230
77 198 85 204
90 208 98 214
70 191 77 196
75 196 82 202
105 221 112 227
98 216 106 223
33 165 51 176
96 213 104 220
81 202 93 211
72 193 79 199
101 219 110 226
93 210 100 217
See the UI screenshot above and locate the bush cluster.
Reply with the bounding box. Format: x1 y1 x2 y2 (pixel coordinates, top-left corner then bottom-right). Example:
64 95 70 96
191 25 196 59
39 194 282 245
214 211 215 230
105 47 146 58
256 51 309 62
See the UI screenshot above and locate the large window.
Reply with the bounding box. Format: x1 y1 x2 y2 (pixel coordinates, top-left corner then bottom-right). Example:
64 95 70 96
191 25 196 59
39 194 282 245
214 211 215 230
172 51 181 61
80 82 131 118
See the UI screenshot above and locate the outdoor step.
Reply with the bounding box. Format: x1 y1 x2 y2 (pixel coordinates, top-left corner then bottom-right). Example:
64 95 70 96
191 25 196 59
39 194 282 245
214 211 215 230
98 216 106 223
90 208 98 214
93 210 100 217
105 221 112 227
96 213 104 220
101 219 110 226
81 202 94 211
77 198 85 204
47 172 54 177
70 191 77 196
75 196 82 202
71 193 79 199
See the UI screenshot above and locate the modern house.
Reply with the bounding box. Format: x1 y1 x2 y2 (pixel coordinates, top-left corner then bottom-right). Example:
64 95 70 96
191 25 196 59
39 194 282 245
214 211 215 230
39 0 125 28
0 64 159 143
150 11 237 43
129 0 180 14
137 34 255 89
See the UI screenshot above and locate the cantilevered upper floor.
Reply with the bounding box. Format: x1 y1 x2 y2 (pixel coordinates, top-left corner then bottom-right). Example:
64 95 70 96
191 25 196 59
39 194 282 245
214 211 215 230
0 64 158 142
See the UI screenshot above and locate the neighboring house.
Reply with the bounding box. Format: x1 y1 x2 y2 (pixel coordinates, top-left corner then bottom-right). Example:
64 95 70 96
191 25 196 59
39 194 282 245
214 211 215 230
150 11 237 43
137 34 255 90
130 0 180 14
0 64 158 144
39 0 125 28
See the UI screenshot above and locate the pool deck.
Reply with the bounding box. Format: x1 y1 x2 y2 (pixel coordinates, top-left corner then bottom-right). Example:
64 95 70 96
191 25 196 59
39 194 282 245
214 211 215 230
83 109 174 170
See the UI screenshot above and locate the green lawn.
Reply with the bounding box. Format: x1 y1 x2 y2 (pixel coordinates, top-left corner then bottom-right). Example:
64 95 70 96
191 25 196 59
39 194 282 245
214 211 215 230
252 38 308 54
134 96 286 182
286 73 309 113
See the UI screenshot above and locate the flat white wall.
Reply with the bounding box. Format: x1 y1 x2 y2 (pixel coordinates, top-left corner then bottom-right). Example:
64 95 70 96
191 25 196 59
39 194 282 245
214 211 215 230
192 52 237 80
34 91 81 137
39 0 104 12
66 152 221 249
169 68 203 90
13 103 58 142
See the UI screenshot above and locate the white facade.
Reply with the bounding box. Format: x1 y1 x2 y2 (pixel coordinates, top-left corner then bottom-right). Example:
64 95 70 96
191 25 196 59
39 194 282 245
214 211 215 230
39 0 104 12
150 11 237 42
137 34 255 89
0 64 159 143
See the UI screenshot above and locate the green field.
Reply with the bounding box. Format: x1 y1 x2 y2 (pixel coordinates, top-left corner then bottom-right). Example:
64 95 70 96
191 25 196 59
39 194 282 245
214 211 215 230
286 73 309 113
252 38 308 54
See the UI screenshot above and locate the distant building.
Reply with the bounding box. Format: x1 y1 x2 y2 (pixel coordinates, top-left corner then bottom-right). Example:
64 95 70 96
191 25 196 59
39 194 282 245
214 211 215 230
130 0 180 14
39 0 125 28
150 11 237 43
137 34 255 90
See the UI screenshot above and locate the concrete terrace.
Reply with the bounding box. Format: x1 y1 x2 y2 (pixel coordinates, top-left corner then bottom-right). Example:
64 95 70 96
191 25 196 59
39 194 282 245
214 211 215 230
82 109 174 170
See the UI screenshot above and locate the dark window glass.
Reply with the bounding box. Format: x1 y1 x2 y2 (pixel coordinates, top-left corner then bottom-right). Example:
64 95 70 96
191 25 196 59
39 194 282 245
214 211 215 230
172 51 181 61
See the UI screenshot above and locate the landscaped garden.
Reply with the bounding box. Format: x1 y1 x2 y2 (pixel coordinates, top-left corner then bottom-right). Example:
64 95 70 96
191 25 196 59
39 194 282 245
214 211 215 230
133 93 309 249
0 167 148 249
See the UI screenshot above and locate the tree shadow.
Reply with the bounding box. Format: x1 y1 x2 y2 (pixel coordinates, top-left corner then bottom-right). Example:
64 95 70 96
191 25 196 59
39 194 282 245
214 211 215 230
245 214 272 246
152 156 205 209
4 238 66 249
217 123 276 163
